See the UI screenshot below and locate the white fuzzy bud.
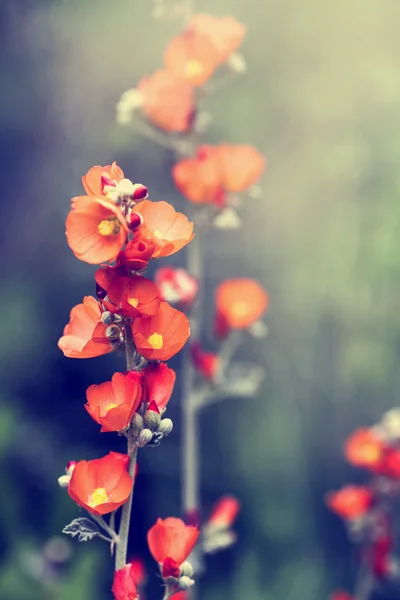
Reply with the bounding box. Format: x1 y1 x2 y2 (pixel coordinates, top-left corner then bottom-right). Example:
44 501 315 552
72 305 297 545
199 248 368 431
158 418 173 435
179 576 195 590
139 428 153 447
180 562 194 578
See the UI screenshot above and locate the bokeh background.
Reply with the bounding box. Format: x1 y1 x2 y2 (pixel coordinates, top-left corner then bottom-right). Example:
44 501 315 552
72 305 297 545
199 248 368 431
1 0 400 598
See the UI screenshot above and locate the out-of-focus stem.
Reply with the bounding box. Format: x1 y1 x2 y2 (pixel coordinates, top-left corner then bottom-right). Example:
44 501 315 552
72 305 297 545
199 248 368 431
354 543 374 600
115 439 137 570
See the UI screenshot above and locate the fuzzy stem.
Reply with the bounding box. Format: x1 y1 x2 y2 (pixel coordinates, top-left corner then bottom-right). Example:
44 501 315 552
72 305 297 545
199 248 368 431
124 322 137 371
115 439 138 570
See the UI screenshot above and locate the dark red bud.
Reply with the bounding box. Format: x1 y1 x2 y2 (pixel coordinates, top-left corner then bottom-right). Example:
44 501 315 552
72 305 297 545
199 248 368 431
101 175 116 193
129 212 143 230
162 557 181 579
132 184 148 200
147 400 160 414
66 460 77 473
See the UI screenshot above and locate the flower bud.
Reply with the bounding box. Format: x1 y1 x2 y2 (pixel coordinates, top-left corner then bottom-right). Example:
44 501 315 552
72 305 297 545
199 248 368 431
101 175 116 193
158 418 173 435
139 428 153 447
179 576 195 590
58 474 71 489
129 212 143 230
180 562 194 578
66 460 77 475
144 401 161 430
162 557 180 578
131 413 144 430
132 184 148 201
106 325 120 340
101 311 114 325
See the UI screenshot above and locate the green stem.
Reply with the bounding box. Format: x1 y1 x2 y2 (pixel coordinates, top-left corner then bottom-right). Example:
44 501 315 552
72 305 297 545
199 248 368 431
115 439 138 570
124 323 137 371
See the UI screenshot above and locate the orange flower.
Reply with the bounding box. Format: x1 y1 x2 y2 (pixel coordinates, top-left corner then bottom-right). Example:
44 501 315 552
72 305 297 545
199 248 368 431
155 267 198 306
112 563 138 600
164 29 220 87
216 144 266 192
132 302 190 361
172 146 222 204
345 428 385 471
188 14 246 63
117 234 156 271
85 372 142 432
142 363 176 410
215 279 269 331
58 296 113 358
207 496 240 529
68 451 133 516
147 517 199 564
172 144 265 205
134 201 194 258
105 275 160 318
326 485 373 520
66 196 128 264
82 162 124 198
138 70 195 133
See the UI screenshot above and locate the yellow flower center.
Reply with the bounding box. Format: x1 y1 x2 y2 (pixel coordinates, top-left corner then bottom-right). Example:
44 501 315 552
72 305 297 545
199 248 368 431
233 301 249 317
106 402 118 412
154 229 163 239
147 332 163 349
185 59 204 78
89 487 108 507
98 217 121 236
127 297 139 308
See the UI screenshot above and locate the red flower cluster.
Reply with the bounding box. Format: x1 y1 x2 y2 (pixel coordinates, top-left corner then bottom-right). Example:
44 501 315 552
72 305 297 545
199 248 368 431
59 165 192 522
327 411 400 593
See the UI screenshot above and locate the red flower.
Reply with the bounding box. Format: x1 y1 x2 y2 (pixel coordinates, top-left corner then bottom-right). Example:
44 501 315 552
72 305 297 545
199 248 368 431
330 592 353 600
142 363 176 410
207 496 240 529
345 428 384 471
326 486 373 520
381 448 400 478
82 162 124 199
162 557 181 578
112 562 139 600
105 275 160 318
147 517 199 565
171 594 188 600
66 196 128 264
117 234 156 271
138 70 195 133
164 29 220 87
132 302 190 361
372 535 393 578
188 14 246 63
126 558 146 587
58 296 113 358
215 279 269 331
134 201 194 258
85 372 142 432
191 342 220 381
68 452 133 516
155 267 198 306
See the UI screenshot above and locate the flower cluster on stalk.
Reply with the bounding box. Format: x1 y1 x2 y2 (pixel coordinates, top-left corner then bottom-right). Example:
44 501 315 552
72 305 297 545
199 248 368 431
327 408 400 599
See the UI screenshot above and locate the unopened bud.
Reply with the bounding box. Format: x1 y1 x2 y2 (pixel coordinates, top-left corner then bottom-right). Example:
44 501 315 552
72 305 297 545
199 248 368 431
66 461 77 475
139 428 153 447
105 325 120 340
131 413 144 430
144 401 161 430
58 474 71 489
179 576 195 590
158 418 173 435
180 562 194 578
129 212 143 230
101 175 116 193
101 311 114 325
132 184 148 201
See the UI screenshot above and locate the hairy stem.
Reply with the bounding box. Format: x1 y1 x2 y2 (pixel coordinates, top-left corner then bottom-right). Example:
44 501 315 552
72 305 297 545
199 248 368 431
124 322 137 371
115 439 138 570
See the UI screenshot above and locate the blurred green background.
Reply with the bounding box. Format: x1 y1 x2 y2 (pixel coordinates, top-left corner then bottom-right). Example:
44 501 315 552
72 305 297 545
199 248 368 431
1 0 400 598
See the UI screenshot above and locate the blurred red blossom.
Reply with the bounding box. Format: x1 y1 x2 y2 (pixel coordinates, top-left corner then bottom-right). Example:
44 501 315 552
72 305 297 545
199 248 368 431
155 266 198 306
188 14 246 63
207 495 240 529
138 70 195 132
191 342 220 382
164 29 220 87
215 278 269 334
112 562 139 600
326 485 373 520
